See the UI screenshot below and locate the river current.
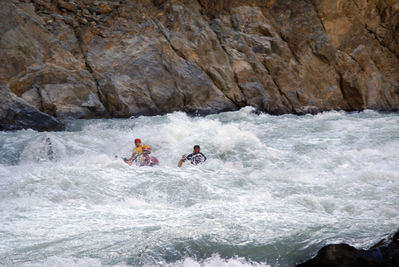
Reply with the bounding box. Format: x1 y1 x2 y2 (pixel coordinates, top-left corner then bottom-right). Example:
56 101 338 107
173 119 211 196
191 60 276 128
1 107 398 266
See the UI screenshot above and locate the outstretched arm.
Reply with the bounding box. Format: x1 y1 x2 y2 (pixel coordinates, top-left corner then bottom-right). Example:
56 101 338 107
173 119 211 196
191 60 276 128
178 155 186 167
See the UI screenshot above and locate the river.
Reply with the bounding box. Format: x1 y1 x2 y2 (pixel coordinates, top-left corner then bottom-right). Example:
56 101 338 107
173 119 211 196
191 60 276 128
1 107 398 266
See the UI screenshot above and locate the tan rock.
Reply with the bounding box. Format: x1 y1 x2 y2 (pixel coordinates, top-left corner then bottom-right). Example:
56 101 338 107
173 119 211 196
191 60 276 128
40 83 105 119
95 4 112 14
0 1 105 120
21 87 42 110
57 0 76 12
79 17 88 25
1 0 399 129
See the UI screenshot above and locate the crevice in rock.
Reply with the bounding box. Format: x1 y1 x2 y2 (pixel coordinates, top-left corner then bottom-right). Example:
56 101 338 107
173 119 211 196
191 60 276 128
152 19 191 109
71 25 109 117
159 49 188 107
153 20 188 61
167 42 188 62
337 70 353 109
36 86 45 113
203 68 239 106
365 26 399 60
365 2 398 59
205 20 246 107
213 49 246 106
337 72 366 110
262 63 294 112
142 80 161 115
231 70 247 106
153 18 239 108
309 0 327 34
196 0 206 16
274 29 302 65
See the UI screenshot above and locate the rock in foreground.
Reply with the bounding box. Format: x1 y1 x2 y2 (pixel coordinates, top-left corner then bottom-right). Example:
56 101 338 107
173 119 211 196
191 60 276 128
297 230 399 267
0 84 63 131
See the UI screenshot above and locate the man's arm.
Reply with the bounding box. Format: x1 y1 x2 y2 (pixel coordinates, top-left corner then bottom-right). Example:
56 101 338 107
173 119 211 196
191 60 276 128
178 154 186 167
201 153 207 161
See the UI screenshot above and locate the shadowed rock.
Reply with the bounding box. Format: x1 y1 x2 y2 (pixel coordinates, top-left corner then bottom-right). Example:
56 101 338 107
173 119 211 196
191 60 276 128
297 230 399 267
0 84 63 131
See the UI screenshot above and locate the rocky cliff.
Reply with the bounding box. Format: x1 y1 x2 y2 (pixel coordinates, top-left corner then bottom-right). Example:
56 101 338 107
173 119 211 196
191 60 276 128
1 0 399 130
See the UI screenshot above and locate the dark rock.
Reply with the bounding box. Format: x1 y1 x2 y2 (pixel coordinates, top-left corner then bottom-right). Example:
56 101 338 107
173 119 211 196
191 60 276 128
0 84 64 131
297 229 399 267
45 137 55 160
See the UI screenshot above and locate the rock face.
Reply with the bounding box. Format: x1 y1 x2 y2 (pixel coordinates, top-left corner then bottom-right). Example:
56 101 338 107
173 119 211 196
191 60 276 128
0 83 63 131
1 0 399 129
297 229 399 267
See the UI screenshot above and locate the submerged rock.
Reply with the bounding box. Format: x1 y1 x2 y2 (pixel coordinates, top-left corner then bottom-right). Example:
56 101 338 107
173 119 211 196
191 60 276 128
19 135 66 162
297 229 399 267
45 137 55 160
1 0 399 130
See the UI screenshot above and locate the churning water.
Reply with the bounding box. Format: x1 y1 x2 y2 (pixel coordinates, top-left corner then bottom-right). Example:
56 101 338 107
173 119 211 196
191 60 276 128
1 107 399 267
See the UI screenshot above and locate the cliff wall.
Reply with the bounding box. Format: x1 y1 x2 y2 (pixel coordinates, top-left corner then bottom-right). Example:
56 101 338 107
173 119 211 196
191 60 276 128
1 0 399 129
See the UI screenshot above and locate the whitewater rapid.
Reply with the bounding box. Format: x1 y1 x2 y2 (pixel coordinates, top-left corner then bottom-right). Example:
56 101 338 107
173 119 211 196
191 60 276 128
1 107 398 266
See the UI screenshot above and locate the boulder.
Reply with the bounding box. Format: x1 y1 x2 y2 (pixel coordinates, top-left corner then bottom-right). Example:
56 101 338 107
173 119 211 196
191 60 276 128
297 229 399 267
0 84 63 131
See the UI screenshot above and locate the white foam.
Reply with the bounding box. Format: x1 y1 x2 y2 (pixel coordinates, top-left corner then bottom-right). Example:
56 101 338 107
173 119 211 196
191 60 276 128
164 254 270 267
7 254 268 267
1 108 398 266
15 256 103 267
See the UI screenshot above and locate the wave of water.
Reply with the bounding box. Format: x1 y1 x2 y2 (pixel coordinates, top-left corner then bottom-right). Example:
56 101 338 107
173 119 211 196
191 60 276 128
1 107 399 266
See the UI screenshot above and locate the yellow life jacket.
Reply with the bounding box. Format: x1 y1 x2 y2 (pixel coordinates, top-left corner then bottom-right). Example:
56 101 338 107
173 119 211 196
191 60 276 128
133 144 151 155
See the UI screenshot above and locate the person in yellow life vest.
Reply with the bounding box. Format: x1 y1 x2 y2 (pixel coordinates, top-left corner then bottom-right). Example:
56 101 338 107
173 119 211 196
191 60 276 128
128 138 151 162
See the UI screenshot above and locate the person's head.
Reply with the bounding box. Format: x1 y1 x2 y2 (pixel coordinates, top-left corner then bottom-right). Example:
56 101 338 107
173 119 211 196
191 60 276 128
135 138 141 147
193 145 200 153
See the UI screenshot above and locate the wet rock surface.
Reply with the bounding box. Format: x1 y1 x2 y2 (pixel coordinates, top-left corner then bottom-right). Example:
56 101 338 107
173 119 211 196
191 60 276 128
297 229 399 267
1 0 399 130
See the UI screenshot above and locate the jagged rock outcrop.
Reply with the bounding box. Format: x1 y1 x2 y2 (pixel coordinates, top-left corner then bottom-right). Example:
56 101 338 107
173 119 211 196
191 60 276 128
297 229 399 267
0 83 63 131
0 0 106 120
1 0 399 129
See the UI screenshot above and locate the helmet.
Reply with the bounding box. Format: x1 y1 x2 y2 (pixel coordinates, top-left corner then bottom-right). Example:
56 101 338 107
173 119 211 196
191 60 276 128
134 138 141 143
193 145 200 149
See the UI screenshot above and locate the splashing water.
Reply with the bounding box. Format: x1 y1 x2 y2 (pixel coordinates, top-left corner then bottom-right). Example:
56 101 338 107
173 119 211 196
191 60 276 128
1 107 399 266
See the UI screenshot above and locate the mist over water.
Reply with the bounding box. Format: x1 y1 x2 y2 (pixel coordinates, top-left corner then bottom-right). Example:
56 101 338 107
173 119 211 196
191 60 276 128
1 107 399 267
